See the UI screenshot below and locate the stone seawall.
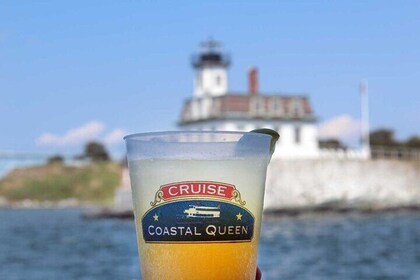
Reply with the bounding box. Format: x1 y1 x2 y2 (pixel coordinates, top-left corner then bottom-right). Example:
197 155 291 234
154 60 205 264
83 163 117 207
265 159 420 210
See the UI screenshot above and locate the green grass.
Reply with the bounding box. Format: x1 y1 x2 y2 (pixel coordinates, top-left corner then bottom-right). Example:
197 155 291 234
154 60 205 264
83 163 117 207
0 162 121 204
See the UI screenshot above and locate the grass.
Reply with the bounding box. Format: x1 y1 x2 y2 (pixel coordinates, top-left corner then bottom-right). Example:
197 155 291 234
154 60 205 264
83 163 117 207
0 162 121 204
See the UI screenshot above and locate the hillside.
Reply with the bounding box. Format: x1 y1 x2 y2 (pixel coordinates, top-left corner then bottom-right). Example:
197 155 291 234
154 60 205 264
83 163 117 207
0 162 121 205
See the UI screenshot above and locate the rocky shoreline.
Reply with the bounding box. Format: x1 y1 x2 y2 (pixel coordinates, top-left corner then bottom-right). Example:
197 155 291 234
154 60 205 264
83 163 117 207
2 197 419 219
0 197 103 209
82 204 420 220
264 204 420 217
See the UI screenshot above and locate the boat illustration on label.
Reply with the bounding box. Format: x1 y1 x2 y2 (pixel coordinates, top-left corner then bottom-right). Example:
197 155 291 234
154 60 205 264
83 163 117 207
141 181 254 243
184 205 221 218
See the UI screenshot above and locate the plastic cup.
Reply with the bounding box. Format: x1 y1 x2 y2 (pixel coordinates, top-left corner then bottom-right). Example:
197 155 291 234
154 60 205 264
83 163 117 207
124 131 275 280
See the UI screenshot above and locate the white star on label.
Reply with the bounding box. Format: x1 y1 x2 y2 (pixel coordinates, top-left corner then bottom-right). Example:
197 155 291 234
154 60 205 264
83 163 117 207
153 213 159 221
236 212 243 221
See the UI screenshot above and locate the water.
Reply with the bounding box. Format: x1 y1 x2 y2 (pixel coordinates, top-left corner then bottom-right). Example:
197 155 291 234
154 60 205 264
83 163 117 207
0 209 138 280
260 214 420 279
0 209 419 280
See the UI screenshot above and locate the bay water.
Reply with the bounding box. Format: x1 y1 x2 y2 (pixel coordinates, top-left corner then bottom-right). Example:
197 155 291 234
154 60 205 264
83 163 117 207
0 209 418 279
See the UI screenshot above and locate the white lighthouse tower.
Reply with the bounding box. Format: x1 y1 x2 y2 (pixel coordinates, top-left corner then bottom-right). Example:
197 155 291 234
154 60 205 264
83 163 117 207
192 39 230 98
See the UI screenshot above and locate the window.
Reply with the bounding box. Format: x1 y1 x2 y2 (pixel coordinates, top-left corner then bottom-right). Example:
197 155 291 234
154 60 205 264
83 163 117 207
252 97 265 116
216 75 221 86
272 99 282 115
197 74 202 87
272 100 278 112
211 99 219 116
254 98 262 113
293 101 301 117
294 126 301 144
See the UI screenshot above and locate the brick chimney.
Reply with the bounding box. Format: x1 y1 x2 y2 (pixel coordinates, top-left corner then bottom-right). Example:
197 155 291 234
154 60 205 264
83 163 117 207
248 67 258 95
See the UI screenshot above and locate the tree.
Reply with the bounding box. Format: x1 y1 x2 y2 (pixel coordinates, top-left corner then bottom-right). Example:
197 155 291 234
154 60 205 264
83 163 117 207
369 129 398 147
84 141 110 161
319 138 347 150
406 136 420 148
47 155 64 164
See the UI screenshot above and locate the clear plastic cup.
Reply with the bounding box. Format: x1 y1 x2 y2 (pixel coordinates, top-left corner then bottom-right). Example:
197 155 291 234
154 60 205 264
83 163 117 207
124 131 275 280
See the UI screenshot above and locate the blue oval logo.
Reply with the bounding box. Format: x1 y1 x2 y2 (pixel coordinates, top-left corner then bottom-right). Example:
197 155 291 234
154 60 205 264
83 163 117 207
142 200 254 243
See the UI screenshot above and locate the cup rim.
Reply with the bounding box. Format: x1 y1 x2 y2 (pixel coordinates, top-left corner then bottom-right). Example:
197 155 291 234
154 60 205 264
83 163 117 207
123 130 270 142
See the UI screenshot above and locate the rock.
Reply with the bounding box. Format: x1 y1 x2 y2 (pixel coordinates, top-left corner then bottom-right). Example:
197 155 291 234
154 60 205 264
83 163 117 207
0 196 8 207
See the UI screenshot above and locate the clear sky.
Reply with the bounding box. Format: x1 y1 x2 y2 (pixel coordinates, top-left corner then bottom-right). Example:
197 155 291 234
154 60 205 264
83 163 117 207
1 1 419 156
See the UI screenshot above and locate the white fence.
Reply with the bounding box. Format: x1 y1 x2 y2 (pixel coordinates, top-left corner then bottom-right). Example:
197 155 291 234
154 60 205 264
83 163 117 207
371 146 420 161
319 148 370 160
319 146 420 161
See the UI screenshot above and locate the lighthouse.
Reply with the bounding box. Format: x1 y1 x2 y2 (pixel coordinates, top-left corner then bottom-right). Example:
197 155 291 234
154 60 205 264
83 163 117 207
179 40 320 159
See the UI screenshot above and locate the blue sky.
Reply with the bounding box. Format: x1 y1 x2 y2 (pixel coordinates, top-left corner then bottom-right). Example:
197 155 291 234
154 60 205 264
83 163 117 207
1 1 419 156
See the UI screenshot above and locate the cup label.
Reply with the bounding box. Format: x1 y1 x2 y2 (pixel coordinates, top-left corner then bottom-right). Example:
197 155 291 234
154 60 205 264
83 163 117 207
142 181 254 243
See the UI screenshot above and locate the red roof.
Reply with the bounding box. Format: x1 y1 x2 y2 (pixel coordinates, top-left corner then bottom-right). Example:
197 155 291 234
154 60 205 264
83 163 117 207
180 93 315 124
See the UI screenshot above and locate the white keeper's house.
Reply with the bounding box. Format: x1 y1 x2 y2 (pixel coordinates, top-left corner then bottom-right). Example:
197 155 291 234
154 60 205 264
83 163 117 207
178 40 320 159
